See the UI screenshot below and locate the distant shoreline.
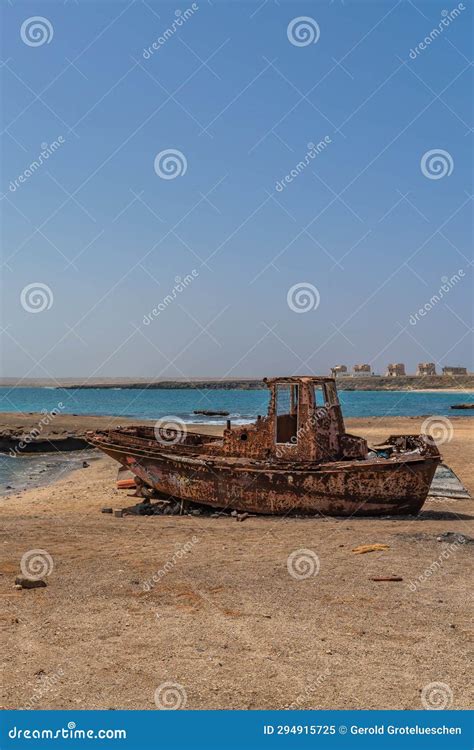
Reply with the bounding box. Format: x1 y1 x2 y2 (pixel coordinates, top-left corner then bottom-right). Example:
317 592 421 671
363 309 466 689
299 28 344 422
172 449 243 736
0 375 473 391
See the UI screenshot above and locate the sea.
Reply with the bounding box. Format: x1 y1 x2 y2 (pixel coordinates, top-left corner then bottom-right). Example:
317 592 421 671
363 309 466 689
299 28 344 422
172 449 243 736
1 386 472 496
1 386 472 422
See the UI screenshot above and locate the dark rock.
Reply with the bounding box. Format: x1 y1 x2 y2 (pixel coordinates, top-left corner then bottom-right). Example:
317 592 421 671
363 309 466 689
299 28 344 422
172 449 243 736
82 461 90 468
15 577 47 589
437 532 474 544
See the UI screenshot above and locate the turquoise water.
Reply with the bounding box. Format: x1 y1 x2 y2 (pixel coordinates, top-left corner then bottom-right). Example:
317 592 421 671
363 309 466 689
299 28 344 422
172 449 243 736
0 387 472 421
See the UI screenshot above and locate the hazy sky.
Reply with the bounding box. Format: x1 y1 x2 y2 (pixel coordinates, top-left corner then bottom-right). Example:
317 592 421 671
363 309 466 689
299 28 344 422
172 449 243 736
1 0 472 380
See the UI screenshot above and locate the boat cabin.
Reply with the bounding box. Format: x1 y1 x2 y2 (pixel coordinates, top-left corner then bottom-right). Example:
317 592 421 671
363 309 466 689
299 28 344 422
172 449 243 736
222 376 368 463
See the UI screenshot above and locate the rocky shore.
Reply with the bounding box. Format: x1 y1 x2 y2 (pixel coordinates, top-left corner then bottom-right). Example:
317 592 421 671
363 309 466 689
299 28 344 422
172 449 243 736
1 375 473 390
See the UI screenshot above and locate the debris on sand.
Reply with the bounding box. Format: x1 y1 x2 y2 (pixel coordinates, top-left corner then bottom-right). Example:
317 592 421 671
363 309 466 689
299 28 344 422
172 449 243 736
15 576 47 589
236 512 250 522
370 576 403 582
193 409 230 416
436 532 474 544
352 544 390 554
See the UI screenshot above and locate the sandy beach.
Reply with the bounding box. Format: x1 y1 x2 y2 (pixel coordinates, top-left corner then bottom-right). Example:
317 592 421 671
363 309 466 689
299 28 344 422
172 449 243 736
0 416 472 711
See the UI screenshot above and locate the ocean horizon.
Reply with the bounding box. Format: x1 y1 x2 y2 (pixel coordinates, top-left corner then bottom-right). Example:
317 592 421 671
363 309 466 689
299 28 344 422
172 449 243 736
0 386 472 422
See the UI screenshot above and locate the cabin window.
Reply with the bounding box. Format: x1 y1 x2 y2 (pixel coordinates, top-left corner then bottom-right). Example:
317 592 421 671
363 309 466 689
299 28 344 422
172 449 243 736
322 382 339 407
275 384 298 444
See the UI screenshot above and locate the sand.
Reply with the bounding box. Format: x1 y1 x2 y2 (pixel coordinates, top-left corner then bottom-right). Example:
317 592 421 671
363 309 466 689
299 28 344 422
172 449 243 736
0 417 473 710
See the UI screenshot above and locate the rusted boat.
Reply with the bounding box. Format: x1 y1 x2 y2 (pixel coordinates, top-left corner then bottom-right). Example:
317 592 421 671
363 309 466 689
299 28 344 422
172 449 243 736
87 376 441 516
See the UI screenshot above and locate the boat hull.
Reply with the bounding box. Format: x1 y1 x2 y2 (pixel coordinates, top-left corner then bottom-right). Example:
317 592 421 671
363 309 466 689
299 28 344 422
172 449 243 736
98 445 439 517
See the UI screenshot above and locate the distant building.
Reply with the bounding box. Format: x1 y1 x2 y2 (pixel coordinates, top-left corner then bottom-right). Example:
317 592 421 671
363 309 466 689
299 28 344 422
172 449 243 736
442 366 467 375
417 363 436 376
353 364 371 374
386 363 406 377
331 365 347 376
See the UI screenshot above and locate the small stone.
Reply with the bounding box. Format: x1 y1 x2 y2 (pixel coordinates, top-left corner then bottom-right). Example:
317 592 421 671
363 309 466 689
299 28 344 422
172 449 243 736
231 510 238 517
82 461 90 468
15 577 47 589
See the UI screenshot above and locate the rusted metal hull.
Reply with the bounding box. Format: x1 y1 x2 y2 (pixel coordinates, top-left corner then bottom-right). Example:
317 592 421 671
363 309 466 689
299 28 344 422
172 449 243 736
92 441 439 517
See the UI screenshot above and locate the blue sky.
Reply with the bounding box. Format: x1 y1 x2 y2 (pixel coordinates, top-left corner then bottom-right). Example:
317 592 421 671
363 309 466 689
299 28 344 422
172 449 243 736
1 0 472 380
